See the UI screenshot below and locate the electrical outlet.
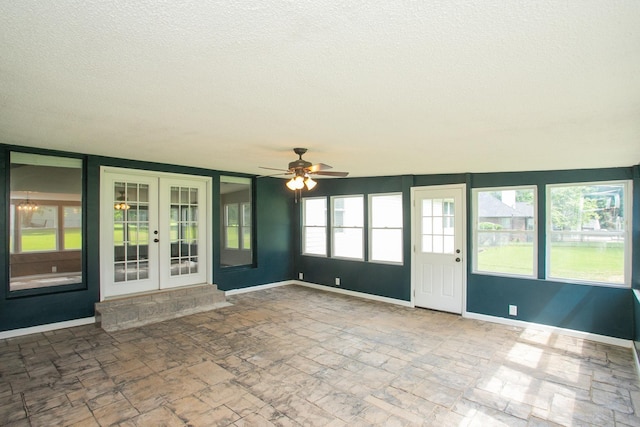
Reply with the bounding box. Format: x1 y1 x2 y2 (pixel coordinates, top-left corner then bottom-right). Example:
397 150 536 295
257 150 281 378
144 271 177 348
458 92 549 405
335 277 340 286
52 266 57 273
298 272 304 280
509 305 517 316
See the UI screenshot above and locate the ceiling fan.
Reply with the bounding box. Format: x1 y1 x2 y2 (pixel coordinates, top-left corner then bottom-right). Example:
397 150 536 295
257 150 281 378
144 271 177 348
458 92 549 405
260 148 349 191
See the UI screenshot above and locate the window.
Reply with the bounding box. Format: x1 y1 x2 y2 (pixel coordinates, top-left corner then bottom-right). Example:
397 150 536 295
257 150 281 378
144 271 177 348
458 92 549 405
224 204 240 249
331 195 364 260
9 152 83 291
223 202 251 250
548 181 630 285
369 193 403 264
473 187 536 277
220 176 252 267
302 197 327 256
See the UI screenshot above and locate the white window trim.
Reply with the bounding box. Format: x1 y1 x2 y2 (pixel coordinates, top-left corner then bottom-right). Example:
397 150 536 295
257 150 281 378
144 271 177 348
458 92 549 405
472 185 538 279
240 202 251 251
330 194 365 261
546 180 632 288
302 196 328 257
368 192 403 265
223 203 239 250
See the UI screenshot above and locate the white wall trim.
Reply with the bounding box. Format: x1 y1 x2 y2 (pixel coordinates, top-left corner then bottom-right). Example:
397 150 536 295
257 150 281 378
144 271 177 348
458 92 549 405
294 281 414 307
464 311 632 348
224 281 292 296
0 317 96 340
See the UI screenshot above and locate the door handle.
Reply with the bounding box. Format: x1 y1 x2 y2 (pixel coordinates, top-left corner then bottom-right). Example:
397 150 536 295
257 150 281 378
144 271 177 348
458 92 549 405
455 257 461 262
154 238 159 243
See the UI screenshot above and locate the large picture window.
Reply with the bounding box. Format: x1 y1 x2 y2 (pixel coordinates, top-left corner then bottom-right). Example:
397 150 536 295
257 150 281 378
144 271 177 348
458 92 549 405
331 195 364 260
473 187 536 277
548 181 630 285
369 193 403 264
9 152 83 291
302 197 327 256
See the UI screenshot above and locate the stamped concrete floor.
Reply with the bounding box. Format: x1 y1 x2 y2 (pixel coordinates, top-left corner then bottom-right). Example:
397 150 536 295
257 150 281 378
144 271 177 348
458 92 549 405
1 285 639 426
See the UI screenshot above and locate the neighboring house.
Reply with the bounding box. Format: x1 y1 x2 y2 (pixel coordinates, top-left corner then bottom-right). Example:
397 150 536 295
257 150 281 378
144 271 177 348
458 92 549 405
477 192 534 244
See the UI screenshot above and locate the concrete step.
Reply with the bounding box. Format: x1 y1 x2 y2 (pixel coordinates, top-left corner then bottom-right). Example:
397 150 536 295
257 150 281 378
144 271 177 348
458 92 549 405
95 284 229 332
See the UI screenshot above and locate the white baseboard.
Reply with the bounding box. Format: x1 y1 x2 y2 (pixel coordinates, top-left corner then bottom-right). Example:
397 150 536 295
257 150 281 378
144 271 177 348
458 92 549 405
293 280 413 307
225 280 292 296
0 317 96 340
464 311 632 348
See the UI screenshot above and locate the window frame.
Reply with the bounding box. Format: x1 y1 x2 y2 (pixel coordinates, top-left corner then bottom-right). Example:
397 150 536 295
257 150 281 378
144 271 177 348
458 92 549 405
330 194 364 261
302 196 328 257
368 192 403 265
546 180 632 288
472 185 538 279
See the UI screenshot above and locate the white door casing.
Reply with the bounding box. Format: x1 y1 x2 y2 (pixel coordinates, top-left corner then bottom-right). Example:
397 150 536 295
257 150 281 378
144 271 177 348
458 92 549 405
100 167 210 299
412 184 466 314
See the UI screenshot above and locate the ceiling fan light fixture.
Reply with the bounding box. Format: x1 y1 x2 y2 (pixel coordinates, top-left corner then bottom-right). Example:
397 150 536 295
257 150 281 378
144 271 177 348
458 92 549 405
286 178 298 190
304 176 316 190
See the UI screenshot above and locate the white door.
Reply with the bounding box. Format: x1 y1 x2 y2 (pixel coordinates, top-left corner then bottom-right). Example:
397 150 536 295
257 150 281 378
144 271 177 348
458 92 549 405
101 169 209 298
412 185 465 314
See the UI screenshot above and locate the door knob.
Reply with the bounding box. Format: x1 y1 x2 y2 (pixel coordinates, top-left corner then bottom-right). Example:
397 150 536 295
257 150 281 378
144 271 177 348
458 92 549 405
455 257 461 262
154 238 159 243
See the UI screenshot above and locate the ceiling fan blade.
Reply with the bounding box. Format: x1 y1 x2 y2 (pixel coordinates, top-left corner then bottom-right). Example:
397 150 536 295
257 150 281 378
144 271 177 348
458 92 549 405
259 166 291 172
257 172 292 178
313 171 349 177
307 163 333 173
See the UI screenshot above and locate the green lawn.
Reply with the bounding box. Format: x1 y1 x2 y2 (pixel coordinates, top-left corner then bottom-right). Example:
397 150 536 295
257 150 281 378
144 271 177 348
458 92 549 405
477 243 624 283
20 228 82 251
477 245 534 276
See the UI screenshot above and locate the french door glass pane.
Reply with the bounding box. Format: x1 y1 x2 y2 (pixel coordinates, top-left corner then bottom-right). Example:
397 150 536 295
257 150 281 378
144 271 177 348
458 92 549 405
170 186 199 277
113 181 150 283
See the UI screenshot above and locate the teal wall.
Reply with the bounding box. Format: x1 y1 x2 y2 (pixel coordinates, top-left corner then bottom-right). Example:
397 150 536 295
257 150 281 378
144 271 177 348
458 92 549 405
296 167 638 340
0 145 293 332
1 142 638 342
632 165 640 356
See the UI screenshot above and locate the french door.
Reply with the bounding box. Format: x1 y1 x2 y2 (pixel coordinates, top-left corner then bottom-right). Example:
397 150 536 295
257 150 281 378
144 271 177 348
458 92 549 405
412 184 466 314
100 168 209 299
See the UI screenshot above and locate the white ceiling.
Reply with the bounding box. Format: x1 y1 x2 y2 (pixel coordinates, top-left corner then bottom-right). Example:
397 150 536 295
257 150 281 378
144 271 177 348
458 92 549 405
1 1 639 178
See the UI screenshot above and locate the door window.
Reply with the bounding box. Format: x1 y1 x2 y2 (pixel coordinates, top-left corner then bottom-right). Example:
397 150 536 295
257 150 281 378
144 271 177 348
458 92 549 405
421 198 455 254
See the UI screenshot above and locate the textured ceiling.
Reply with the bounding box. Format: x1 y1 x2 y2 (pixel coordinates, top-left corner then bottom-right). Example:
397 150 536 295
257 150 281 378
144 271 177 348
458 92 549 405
1 1 639 178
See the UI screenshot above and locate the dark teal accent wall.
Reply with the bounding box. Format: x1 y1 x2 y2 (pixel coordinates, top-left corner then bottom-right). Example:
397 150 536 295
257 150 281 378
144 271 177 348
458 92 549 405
631 165 640 356
469 166 635 340
295 174 466 301
1 141 638 342
295 167 637 339
0 145 293 332
294 175 412 300
215 177 293 291
468 275 632 338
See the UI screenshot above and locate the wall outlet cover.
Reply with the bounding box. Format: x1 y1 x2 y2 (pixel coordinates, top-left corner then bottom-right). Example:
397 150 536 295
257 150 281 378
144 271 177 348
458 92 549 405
298 273 303 280
509 305 517 316
335 277 340 286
